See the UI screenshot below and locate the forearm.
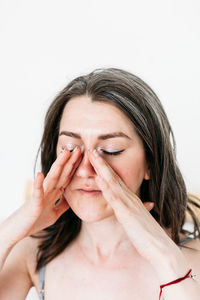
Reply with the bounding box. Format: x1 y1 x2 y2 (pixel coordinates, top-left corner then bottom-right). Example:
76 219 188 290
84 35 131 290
153 247 200 300
0 225 16 272
0 204 29 272
0 238 14 272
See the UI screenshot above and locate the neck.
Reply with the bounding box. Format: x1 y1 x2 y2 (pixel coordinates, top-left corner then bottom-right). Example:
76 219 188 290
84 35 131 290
76 215 138 265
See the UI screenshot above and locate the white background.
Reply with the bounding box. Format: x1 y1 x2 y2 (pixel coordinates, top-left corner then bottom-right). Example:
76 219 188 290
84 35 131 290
0 1 199 299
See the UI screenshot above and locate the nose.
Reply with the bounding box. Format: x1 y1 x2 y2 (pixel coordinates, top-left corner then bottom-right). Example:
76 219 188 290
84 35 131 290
75 149 96 178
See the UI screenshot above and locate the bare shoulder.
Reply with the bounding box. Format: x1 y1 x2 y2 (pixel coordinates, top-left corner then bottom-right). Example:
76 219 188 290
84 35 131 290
5 235 41 276
14 235 43 291
21 235 41 256
22 235 42 273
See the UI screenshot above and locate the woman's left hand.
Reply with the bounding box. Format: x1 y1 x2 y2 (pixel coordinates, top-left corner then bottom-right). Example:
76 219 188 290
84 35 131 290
88 149 179 265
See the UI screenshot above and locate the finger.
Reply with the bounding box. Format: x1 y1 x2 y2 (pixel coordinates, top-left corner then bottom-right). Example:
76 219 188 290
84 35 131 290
88 149 131 202
95 175 126 207
54 195 70 211
56 146 82 188
43 148 71 192
55 200 70 215
88 149 125 188
69 155 82 179
33 172 44 203
95 175 140 227
25 180 33 201
143 202 154 211
89 150 144 208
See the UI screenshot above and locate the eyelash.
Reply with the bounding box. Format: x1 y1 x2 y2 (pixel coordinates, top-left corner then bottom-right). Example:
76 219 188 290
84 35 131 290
101 149 124 156
61 146 124 156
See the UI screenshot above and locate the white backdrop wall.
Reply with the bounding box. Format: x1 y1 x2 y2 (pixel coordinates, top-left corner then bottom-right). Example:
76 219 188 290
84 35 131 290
0 0 200 221
0 1 200 299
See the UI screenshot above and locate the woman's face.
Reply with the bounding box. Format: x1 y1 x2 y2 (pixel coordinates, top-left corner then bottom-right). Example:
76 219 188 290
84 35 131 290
56 96 150 222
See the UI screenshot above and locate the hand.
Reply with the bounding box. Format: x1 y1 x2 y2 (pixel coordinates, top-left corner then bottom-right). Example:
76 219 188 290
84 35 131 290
27 147 83 235
88 149 176 264
7 147 82 243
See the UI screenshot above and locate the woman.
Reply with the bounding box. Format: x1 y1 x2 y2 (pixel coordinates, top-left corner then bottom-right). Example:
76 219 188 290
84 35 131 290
0 68 200 300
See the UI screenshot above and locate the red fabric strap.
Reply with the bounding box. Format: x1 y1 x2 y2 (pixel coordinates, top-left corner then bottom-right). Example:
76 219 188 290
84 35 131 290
159 269 192 300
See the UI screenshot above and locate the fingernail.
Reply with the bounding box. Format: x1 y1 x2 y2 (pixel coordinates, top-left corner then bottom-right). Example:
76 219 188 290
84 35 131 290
149 203 154 209
73 146 78 152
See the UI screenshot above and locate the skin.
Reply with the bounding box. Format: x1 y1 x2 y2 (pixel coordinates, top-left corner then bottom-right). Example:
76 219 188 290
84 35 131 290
1 95 200 300
42 95 199 299
57 96 150 220
55 95 153 259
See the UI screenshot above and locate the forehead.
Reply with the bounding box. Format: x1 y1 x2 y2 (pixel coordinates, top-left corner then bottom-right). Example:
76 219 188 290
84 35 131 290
59 95 135 136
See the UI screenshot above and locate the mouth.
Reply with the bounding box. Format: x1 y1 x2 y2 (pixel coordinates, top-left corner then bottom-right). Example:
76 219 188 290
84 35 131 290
77 189 102 196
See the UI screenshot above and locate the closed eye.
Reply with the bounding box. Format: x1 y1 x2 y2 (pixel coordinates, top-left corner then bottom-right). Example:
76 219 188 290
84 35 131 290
101 149 124 155
61 146 124 155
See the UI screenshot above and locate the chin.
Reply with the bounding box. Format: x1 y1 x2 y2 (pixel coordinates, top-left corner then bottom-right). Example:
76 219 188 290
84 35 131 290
64 190 114 222
68 202 114 223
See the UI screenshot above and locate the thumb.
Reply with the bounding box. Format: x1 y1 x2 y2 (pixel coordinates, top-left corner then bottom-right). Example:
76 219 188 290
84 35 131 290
143 201 154 211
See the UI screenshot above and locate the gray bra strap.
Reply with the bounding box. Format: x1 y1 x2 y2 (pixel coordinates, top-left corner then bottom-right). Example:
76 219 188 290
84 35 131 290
39 265 46 300
179 236 193 249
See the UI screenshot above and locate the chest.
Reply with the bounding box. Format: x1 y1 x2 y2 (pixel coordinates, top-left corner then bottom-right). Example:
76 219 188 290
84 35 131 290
41 259 160 300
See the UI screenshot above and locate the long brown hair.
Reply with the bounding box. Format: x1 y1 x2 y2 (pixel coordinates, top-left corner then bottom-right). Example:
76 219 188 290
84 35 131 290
33 68 200 272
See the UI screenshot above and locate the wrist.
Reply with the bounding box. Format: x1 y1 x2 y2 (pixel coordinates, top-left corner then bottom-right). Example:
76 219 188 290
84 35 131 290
152 246 191 284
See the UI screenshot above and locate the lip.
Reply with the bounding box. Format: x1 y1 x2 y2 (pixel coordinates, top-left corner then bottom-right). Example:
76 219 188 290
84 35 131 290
77 185 100 191
78 189 101 196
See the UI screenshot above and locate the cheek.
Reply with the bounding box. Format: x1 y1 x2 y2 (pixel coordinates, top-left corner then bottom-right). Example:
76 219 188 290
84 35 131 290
110 155 147 193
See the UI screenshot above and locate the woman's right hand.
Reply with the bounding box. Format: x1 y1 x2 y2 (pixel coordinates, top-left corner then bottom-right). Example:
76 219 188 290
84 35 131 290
2 147 82 245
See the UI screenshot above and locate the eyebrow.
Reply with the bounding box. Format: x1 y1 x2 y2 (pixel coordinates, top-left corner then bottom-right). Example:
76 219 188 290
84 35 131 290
59 131 131 140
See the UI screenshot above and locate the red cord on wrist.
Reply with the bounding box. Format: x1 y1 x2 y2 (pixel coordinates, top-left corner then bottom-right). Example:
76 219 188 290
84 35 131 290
159 269 192 300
